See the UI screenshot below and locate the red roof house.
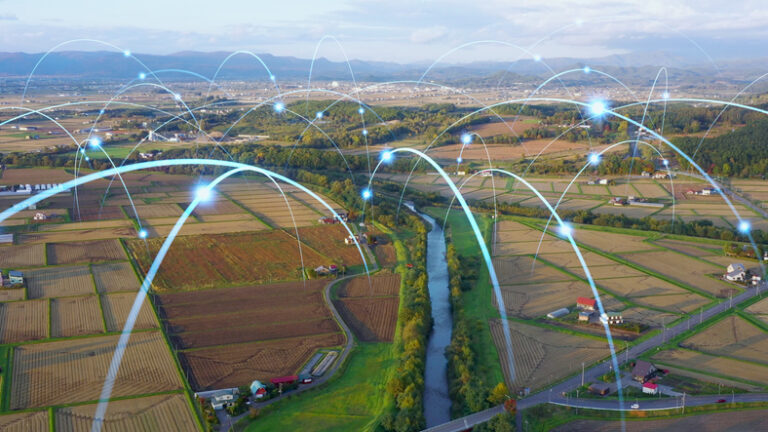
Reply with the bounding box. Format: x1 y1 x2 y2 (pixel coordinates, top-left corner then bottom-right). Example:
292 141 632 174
642 382 659 394
577 297 597 311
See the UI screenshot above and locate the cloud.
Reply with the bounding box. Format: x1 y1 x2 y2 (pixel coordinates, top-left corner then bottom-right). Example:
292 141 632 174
410 26 448 44
0 13 17 21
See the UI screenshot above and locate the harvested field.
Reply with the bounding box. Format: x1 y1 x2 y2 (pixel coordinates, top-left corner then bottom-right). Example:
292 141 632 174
152 219 268 237
38 219 134 231
10 331 183 409
129 203 183 218
0 167 74 183
618 250 732 296
173 318 340 349
653 238 720 257
374 244 397 267
55 393 198 432
25 266 95 299
591 205 661 218
51 296 104 337
126 231 327 291
47 239 126 265
466 116 539 137
428 139 593 161
338 274 400 297
234 197 320 228
19 227 136 243
0 299 48 343
101 292 158 332
194 213 255 223
0 410 49 432
552 410 768 432
681 315 768 365
180 332 344 390
746 296 768 315
632 293 710 314
495 280 622 318
619 308 679 327
492 256 575 285
0 244 46 267
92 262 140 293
334 274 401 342
597 275 691 298
0 288 24 301
651 348 768 386
73 206 126 222
494 239 575 256
573 230 658 253
489 319 608 391
296 224 365 266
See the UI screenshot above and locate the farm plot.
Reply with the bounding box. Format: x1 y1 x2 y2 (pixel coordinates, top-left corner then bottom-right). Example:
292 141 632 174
55 393 198 432
0 288 24 301
334 274 400 342
51 296 104 337
652 238 721 257
19 227 136 243
101 292 158 332
151 219 268 237
553 410 768 432
0 299 48 343
73 206 127 222
618 250 733 296
0 244 45 267
374 243 397 268
572 229 658 253
680 315 768 365
10 331 183 409
297 224 365 266
92 262 139 293
495 280 622 319
38 219 134 231
494 239 576 256
489 319 608 391
128 203 183 219
25 266 95 298
173 319 340 349
181 332 344 390
746 297 768 325
0 410 49 432
619 307 679 327
651 348 768 386
491 256 575 285
47 239 126 265
126 231 328 291
338 274 400 297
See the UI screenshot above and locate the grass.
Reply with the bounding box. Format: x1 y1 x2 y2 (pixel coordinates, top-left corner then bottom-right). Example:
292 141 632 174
240 343 396 432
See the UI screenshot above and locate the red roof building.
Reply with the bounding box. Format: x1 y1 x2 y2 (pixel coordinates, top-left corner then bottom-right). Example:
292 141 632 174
576 297 596 311
642 382 659 394
270 375 298 385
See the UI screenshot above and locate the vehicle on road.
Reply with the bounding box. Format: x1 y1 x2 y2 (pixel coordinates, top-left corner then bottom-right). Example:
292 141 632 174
630 403 640 409
717 399 726 403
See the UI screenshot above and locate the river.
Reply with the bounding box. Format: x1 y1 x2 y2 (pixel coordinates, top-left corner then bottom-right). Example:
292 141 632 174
410 205 452 427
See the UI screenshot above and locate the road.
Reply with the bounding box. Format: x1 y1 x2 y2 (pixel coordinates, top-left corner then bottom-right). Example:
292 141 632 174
671 170 768 219
422 282 768 432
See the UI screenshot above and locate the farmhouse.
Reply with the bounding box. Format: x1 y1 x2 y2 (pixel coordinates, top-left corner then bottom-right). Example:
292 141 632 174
250 380 267 399
578 311 593 322
576 297 597 311
632 360 658 382
33 212 47 221
8 270 23 285
600 312 624 325
209 389 238 410
547 308 569 319
725 263 746 282
642 382 659 395
589 382 611 396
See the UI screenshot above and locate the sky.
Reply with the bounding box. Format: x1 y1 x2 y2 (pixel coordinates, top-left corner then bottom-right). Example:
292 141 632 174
0 0 766 63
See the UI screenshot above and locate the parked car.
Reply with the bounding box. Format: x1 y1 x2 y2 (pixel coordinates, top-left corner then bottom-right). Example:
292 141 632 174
717 399 726 403
630 403 640 409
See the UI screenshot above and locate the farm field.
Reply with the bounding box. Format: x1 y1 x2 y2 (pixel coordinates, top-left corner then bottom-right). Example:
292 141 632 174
651 348 768 386
552 409 768 432
92 262 140 293
151 219 268 237
126 230 329 291
47 238 126 264
0 243 46 267
0 410 49 432
101 292 159 332
334 274 400 342
0 299 48 343
297 224 366 266
745 297 768 325
618 250 733 296
55 393 198 432
19 226 136 243
10 331 183 409
680 315 768 365
489 319 609 391
50 295 105 337
495 280 623 319
25 265 95 298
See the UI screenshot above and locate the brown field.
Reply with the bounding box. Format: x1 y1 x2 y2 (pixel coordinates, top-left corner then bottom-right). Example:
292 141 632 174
232 196 321 228
0 167 75 183
55 393 198 432
467 116 539 137
618 250 733 296
126 231 327 291
0 410 49 432
73 206 127 222
10 331 183 409
19 227 136 243
651 348 768 386
681 315 768 365
489 319 608 391
0 299 48 343
150 219 268 237
0 243 46 267
334 274 400 341
92 262 140 293
47 239 126 265
180 332 344 390
38 219 134 231
374 243 397 268
573 230 659 253
746 296 768 316
632 293 710 314
101 292 159 332
194 212 255 223
495 280 623 318
619 307 679 327
492 256 575 285
51 296 104 337
129 203 183 219
427 139 596 161
0 288 24 301
297 224 366 266
26 266 95 298
493 239 575 255
653 238 720 257
553 409 768 432
174 318 340 349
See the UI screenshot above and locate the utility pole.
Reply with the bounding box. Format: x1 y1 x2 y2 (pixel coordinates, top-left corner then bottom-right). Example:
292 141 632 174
581 362 585 387
732 390 735 404
700 306 703 323
682 392 686 414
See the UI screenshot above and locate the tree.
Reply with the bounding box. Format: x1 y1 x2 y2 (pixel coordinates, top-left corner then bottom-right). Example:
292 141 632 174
488 382 509 405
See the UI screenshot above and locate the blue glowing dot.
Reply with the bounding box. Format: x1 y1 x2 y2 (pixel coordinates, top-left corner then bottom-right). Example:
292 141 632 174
274 101 285 113
461 133 472 145
85 156 90 161
99 109 105 115
123 50 131 57
380 150 393 162
80 148 86 154
358 107 365 115
362 129 368 136
739 220 751 234
588 153 600 165
662 91 670 100
195 186 212 201
662 159 669 166
457 157 463 163
138 72 146 80
361 188 372 200
533 54 542 62
174 93 182 101
583 66 591 74
316 111 323 119
590 101 607 116
138 229 148 239
559 223 573 237
270 74 276 81
88 137 102 148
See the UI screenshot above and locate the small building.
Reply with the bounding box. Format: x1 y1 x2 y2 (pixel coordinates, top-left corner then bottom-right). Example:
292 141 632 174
632 360 658 382
0 272 4 286
547 308 569 319
0 234 12 244
270 375 298 386
653 172 668 179
209 389 238 410
250 380 267 399
578 311 593 322
725 263 746 282
314 266 330 276
764 251 768 262
589 383 611 396
576 297 596 311
641 171 652 178
600 312 623 325
8 271 23 285
598 178 609 185
642 382 658 395
33 212 47 221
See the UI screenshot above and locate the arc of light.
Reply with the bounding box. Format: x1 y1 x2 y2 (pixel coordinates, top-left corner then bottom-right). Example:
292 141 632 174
205 50 281 99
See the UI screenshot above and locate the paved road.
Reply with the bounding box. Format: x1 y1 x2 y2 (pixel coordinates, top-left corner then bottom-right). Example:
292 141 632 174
422 282 768 432
671 170 768 219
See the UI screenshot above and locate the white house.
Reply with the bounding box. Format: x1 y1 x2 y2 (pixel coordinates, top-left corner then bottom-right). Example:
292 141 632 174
725 263 746 282
33 212 47 221
642 382 658 395
209 389 239 410
600 312 624 325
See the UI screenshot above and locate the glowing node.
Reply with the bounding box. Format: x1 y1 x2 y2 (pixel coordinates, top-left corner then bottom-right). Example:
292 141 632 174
79 148 86 154
380 150 393 162
588 153 600 165
457 157 463 163
590 101 607 116
361 188 372 200
195 186 212 201
739 220 751 234
273 101 285 113
583 65 591 74
358 107 365 115
362 129 368 136
533 54 542 62
558 223 573 237
138 229 148 239
662 159 669 166
662 91 670 100
123 50 131 57
315 111 323 119
138 72 146 80
174 93 182 101
99 109 105 115
88 137 102 148
85 156 90 161
461 133 472 145
269 74 276 81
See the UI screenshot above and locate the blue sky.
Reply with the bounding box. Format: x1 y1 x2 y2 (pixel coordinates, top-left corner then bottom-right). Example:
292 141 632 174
0 0 766 62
